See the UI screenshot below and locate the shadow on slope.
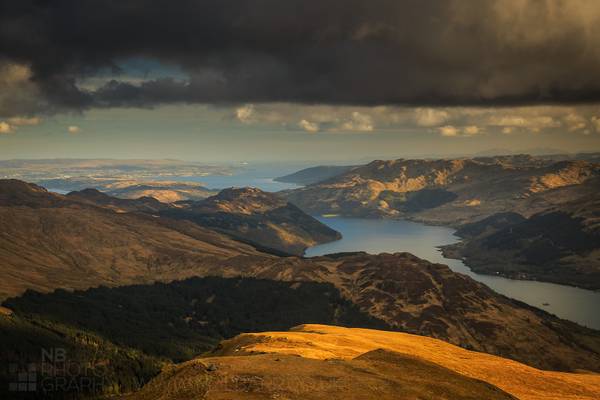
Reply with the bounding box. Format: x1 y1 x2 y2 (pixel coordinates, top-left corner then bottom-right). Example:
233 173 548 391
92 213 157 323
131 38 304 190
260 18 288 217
3 276 389 361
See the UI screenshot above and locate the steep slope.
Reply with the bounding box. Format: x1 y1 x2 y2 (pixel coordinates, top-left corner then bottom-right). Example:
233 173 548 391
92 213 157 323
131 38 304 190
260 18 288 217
442 194 600 289
161 187 341 255
0 180 261 300
4 277 387 362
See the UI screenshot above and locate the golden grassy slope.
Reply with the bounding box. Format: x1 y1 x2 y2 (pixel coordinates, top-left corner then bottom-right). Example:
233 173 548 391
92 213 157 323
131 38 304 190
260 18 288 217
216 324 600 400
125 351 516 400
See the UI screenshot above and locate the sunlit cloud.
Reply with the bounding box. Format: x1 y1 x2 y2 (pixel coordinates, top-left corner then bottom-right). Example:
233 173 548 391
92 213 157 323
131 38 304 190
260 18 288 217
592 116 600 133
8 117 41 126
0 122 13 134
464 126 480 136
226 103 600 139
235 104 255 124
414 108 450 127
439 125 459 137
563 113 587 132
298 119 319 133
337 112 374 132
0 115 42 135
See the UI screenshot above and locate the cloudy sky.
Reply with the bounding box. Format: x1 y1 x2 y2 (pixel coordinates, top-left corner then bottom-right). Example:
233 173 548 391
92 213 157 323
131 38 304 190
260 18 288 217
2 0 600 162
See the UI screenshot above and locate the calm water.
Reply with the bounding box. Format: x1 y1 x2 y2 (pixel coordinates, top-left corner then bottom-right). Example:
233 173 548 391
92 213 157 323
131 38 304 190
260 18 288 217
153 164 304 192
305 216 600 330
166 174 298 192
47 188 69 194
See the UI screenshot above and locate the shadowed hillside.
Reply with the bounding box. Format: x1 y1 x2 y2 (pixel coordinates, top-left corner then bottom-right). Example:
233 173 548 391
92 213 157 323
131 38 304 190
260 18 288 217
442 194 600 289
160 187 341 255
4 277 387 361
67 185 341 256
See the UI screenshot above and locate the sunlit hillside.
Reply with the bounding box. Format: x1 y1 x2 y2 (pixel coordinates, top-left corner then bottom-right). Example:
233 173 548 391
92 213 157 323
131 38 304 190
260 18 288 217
209 324 600 400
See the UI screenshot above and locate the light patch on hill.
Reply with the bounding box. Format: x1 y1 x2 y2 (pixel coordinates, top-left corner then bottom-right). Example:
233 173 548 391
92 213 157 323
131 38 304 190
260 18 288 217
217 324 600 400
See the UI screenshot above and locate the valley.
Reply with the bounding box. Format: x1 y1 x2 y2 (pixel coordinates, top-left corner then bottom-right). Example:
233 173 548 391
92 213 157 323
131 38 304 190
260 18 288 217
5 5 600 399
1 158 600 399
282 154 600 290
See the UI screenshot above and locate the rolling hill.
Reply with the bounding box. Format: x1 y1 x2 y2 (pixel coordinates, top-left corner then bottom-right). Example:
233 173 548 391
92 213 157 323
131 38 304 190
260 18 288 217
123 324 600 400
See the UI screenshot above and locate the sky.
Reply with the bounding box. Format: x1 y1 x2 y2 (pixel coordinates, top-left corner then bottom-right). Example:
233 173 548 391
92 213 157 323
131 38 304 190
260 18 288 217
2 0 600 162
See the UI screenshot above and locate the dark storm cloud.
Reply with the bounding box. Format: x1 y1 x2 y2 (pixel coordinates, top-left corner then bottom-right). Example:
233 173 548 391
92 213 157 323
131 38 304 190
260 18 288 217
2 0 600 116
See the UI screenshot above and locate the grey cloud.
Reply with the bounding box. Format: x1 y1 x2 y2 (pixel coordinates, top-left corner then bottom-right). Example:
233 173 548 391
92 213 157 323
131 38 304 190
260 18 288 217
1 0 600 117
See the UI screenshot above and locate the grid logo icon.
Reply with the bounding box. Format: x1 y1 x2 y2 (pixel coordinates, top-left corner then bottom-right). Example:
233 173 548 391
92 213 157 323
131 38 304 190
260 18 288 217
8 363 37 392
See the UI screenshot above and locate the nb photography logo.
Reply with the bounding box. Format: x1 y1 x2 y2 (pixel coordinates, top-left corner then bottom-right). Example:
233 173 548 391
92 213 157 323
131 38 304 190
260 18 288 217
8 363 36 393
7 347 105 396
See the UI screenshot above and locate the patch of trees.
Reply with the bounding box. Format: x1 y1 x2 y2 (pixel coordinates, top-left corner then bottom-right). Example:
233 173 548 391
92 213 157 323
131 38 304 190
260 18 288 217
1 276 389 398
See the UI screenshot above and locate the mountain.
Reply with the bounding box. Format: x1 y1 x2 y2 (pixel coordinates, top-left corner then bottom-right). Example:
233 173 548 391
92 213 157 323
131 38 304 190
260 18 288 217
39 177 217 202
160 187 341 255
0 179 68 208
124 324 600 400
2 180 600 374
104 180 216 202
442 194 600 290
67 188 170 212
0 180 262 300
282 156 600 287
66 185 340 256
275 165 356 185
284 157 600 225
